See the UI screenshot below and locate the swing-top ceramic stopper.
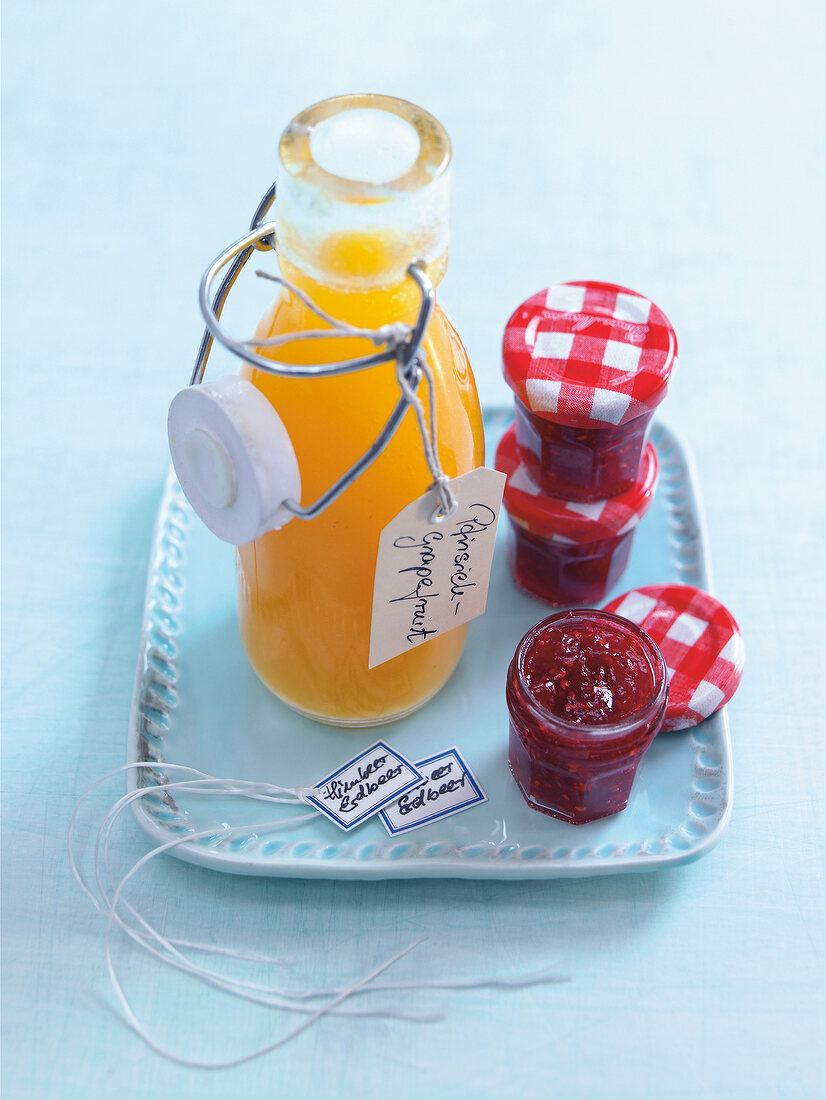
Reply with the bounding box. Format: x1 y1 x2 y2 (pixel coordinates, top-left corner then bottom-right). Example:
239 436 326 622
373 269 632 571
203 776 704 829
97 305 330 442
168 376 301 545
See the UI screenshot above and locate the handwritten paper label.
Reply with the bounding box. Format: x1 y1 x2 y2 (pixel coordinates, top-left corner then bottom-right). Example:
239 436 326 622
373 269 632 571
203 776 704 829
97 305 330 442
378 748 488 835
303 740 424 832
369 467 506 668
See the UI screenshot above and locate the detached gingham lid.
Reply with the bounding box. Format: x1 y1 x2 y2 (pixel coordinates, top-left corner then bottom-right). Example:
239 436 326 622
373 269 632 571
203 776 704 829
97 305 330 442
502 281 677 429
495 424 658 543
604 584 745 731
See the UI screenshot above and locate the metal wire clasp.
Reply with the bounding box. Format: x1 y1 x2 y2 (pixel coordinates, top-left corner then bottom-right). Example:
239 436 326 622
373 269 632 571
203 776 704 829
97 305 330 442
186 183 452 524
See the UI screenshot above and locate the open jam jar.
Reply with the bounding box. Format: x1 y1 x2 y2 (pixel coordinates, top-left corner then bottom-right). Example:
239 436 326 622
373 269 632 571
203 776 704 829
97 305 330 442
495 424 658 606
507 610 669 824
502 281 677 500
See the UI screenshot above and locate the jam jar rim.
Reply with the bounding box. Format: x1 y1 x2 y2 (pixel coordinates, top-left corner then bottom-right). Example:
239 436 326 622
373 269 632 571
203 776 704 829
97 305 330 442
508 608 669 747
507 398 660 433
496 427 659 542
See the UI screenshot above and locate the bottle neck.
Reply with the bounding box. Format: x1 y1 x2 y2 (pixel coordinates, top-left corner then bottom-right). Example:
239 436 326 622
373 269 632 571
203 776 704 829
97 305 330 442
275 94 451 318
276 229 446 328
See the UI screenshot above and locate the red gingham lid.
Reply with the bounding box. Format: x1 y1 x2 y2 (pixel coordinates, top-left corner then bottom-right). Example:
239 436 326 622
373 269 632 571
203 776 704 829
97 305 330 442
604 584 745 731
502 281 677 429
495 424 658 543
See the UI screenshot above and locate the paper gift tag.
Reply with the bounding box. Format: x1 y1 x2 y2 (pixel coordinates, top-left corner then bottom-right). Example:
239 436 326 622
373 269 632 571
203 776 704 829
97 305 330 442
369 467 506 668
378 747 488 835
303 740 424 831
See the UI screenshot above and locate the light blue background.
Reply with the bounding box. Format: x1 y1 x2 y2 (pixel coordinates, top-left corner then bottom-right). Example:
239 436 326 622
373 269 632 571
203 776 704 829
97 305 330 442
2 2 824 1097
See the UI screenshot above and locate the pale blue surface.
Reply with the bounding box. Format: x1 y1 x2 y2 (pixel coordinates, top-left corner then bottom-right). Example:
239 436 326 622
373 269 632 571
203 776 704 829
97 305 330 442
2 2 825 1097
127 420 732 880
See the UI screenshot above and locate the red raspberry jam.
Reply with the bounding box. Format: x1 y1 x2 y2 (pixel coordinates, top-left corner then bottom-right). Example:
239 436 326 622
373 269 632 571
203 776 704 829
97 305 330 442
507 610 668 825
505 519 637 607
495 426 658 608
514 399 653 501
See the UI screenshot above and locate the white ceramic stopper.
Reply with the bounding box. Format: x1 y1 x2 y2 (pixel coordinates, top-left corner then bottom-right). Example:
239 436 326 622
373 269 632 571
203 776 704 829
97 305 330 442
168 376 301 545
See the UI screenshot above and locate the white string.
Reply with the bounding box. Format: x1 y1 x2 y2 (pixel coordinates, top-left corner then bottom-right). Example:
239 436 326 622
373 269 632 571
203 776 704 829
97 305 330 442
395 353 457 519
71 766 436 1022
70 763 569 1068
252 269 412 351
251 267 457 519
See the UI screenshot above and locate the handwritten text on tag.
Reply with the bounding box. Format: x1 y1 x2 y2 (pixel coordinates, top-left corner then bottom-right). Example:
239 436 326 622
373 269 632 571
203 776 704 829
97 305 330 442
369 467 506 669
379 748 488 835
303 741 423 832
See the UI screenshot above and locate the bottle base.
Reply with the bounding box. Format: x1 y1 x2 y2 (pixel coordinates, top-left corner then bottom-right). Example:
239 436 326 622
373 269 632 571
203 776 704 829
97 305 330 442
241 625 470 731
265 681 449 729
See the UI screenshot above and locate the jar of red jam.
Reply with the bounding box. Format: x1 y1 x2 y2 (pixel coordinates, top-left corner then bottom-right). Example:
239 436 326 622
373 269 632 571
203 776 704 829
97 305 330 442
495 424 658 606
507 610 669 824
502 281 677 500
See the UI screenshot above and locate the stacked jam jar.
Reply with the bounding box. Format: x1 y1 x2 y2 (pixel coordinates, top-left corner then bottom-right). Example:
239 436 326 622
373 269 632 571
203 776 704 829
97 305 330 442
496 281 677 606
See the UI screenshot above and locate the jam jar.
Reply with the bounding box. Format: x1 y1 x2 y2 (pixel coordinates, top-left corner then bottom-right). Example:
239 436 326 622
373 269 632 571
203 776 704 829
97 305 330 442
495 424 658 606
507 610 669 824
502 281 676 500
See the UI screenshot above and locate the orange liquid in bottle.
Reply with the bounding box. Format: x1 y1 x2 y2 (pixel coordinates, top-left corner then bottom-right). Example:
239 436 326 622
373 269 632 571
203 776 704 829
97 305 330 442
237 232 484 726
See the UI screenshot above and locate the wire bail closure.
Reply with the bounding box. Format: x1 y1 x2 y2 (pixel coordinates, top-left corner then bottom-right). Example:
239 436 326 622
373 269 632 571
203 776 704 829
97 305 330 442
189 183 457 525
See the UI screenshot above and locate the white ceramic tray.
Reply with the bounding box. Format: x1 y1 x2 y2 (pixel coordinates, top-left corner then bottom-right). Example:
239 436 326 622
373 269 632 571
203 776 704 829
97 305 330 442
127 413 732 879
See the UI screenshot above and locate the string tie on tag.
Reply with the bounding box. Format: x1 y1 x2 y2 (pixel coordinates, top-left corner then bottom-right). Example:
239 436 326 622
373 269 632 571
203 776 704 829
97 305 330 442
393 351 458 522
429 473 458 522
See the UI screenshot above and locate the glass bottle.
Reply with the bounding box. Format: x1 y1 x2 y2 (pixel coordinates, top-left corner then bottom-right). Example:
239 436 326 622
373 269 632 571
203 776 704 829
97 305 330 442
236 94 484 727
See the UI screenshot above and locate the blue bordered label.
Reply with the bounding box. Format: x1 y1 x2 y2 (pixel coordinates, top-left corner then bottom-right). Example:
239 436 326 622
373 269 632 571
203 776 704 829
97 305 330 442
378 748 487 835
304 740 424 832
